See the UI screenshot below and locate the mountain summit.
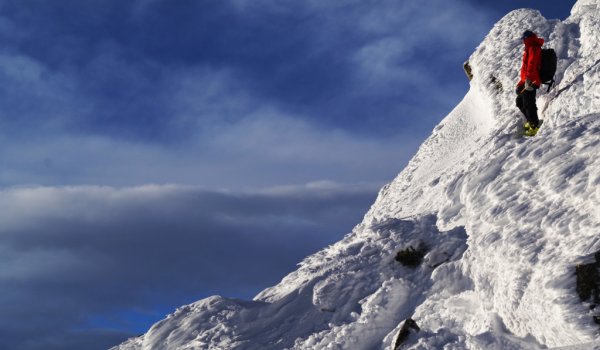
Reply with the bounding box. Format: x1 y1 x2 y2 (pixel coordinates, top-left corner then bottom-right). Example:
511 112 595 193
113 1 600 349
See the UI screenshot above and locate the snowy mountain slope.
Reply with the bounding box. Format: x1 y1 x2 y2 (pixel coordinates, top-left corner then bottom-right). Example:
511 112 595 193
113 1 600 349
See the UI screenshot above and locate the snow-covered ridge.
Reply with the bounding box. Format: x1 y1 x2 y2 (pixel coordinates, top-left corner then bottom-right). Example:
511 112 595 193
113 1 600 349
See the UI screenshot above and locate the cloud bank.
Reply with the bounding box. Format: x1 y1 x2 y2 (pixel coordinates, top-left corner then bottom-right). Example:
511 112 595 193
0 183 378 350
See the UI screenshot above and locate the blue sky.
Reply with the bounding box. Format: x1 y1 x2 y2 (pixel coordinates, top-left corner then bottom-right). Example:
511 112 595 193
0 1 575 349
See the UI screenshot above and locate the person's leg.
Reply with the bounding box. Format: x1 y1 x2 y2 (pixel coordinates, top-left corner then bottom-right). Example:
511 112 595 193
522 89 540 127
516 94 526 117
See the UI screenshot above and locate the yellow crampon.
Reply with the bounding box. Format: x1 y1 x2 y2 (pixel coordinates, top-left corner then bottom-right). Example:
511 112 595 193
524 120 543 137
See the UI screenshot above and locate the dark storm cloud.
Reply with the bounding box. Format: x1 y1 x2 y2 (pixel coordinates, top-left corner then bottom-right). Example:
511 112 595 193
0 183 378 350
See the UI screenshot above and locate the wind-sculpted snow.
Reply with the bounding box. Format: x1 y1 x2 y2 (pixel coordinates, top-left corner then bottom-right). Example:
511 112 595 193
114 215 468 349
114 1 600 349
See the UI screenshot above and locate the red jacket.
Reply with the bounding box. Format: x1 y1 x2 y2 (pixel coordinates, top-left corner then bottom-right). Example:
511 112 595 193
518 35 544 88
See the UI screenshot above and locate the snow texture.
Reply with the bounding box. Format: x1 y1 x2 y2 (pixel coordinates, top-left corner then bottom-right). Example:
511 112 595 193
113 1 600 349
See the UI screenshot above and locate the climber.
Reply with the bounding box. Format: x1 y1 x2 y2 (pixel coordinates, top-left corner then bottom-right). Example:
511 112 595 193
516 30 544 137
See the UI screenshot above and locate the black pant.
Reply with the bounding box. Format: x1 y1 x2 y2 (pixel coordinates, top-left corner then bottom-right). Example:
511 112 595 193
516 89 539 127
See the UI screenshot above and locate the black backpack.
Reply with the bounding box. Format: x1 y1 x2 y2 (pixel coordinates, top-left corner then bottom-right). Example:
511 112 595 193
539 48 557 92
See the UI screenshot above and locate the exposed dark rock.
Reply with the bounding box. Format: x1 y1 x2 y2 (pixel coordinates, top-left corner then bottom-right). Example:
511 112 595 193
395 243 427 267
393 318 420 350
575 251 600 325
463 61 473 81
490 75 503 92
575 251 600 305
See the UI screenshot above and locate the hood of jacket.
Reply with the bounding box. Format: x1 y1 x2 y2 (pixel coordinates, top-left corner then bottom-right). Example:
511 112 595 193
524 34 544 48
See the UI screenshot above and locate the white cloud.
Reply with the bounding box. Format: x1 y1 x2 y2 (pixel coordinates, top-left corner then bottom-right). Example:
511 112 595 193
353 37 421 87
351 0 490 90
0 105 420 188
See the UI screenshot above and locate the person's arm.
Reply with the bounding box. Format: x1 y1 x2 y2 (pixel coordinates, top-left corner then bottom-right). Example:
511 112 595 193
516 50 528 93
